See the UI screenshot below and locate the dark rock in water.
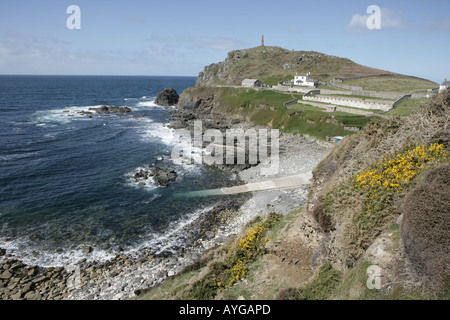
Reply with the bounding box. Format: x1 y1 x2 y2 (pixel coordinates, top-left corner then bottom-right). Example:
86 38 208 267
134 169 150 181
151 166 178 187
88 106 131 114
77 111 94 116
155 88 179 106
108 106 132 114
133 166 178 187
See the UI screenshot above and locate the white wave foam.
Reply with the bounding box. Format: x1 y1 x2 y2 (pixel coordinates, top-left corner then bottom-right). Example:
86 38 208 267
34 105 105 124
137 101 158 108
140 123 204 175
126 205 215 256
0 203 213 267
0 236 117 267
124 165 159 191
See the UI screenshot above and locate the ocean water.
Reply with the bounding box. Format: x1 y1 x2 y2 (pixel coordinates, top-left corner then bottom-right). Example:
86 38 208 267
0 75 239 267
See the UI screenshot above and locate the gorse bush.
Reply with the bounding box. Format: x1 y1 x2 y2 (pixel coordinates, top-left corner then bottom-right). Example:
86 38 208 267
214 213 282 290
353 143 448 228
225 222 267 287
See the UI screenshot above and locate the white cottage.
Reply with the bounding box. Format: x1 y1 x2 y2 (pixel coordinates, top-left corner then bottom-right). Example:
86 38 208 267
294 72 316 87
439 78 450 92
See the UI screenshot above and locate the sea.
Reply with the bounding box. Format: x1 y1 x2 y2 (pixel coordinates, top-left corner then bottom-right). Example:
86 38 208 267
0 75 239 267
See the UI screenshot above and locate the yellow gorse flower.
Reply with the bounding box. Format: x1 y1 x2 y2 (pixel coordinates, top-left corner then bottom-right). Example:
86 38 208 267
353 143 447 224
217 222 268 289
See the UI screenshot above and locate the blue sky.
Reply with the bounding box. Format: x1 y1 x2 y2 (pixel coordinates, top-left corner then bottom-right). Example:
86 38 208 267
0 0 449 83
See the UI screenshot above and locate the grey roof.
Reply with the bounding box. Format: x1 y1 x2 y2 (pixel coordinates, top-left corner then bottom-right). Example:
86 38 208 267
442 81 450 86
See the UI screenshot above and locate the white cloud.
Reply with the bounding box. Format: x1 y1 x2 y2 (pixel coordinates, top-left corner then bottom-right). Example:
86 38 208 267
347 7 405 34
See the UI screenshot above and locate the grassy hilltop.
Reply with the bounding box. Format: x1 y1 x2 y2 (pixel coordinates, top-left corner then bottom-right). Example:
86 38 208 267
195 45 437 90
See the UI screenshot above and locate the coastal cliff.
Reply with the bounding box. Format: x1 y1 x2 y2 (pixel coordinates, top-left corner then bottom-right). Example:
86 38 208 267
139 87 449 300
137 47 449 300
1 46 446 301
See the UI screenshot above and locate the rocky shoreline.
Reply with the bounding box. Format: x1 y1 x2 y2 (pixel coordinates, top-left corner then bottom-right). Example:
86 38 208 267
0 197 248 300
0 89 331 300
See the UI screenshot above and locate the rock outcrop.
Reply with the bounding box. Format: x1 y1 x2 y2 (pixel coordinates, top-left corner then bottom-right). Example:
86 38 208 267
155 88 179 106
133 166 178 187
88 106 132 114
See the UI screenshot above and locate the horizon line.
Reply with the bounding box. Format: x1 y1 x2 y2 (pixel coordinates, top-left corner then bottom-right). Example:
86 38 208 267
0 74 198 78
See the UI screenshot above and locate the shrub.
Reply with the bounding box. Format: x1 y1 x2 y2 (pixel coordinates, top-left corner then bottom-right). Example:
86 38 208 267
353 143 448 229
401 164 450 295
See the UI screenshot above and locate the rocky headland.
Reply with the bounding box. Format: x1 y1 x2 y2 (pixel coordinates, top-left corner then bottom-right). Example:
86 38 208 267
2 45 447 301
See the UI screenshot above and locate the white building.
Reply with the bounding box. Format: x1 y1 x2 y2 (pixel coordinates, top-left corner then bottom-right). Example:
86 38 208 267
242 79 262 88
294 72 316 87
439 78 450 92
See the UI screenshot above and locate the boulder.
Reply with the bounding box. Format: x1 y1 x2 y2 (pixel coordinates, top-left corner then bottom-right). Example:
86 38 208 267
83 246 93 254
155 88 179 106
133 166 177 187
0 270 12 280
151 167 178 187
88 106 131 114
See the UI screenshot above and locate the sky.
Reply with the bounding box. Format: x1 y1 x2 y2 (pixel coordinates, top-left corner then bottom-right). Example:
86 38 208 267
0 0 449 83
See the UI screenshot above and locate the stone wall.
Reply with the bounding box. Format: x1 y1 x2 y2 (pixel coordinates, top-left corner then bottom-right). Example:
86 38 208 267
302 95 394 112
272 85 312 93
330 79 435 100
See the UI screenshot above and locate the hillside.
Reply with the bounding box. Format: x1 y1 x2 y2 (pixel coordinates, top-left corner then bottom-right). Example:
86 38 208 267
303 88 449 298
136 46 449 300
177 46 440 143
138 87 449 301
195 46 437 90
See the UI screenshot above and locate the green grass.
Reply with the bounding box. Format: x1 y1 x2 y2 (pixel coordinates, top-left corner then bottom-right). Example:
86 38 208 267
262 75 295 86
137 268 204 300
223 89 302 110
218 88 375 140
387 98 428 116
321 94 396 101
289 103 327 112
334 113 375 128
344 75 438 92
